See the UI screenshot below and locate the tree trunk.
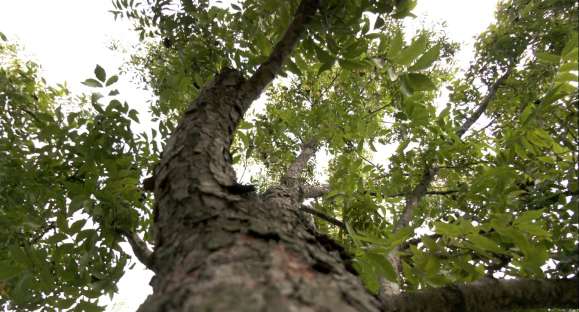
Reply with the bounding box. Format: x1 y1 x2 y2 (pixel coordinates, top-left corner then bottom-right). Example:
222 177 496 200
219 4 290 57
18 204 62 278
136 69 381 312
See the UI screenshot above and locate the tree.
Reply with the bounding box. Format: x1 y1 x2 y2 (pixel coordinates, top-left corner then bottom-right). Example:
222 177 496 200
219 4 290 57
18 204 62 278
1 0 578 311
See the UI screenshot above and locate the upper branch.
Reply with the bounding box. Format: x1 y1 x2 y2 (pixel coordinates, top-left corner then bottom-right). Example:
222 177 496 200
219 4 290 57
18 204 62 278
382 70 514 295
283 139 318 184
393 68 513 231
242 0 320 104
394 167 439 232
456 68 513 138
381 278 578 312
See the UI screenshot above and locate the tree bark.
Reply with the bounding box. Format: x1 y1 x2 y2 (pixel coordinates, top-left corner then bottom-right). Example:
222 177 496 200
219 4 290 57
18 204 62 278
136 69 381 311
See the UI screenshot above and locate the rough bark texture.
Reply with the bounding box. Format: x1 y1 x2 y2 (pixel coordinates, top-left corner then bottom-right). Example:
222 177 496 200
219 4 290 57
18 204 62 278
136 68 381 311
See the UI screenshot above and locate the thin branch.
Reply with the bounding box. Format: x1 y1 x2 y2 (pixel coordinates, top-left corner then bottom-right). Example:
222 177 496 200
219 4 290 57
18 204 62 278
381 71 514 296
374 189 459 198
243 0 320 103
301 206 346 229
381 278 578 312
301 183 459 199
457 68 513 138
393 69 513 232
118 229 156 272
364 101 392 120
356 150 389 178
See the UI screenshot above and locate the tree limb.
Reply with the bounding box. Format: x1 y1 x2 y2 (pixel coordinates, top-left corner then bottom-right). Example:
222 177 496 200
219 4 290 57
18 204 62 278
243 0 320 103
394 167 439 232
381 70 514 297
301 183 459 199
283 139 318 183
301 206 345 229
302 184 330 198
457 68 513 138
393 69 514 232
119 230 156 272
381 278 578 312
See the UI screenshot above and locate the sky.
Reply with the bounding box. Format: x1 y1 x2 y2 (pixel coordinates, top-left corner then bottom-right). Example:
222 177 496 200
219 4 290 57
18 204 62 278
0 0 498 310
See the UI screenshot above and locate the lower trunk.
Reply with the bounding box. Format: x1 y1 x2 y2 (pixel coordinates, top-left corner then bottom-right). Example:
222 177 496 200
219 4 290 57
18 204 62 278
137 193 381 311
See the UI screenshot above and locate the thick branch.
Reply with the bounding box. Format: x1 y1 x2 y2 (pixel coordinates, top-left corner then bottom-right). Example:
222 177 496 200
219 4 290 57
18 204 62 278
381 278 578 312
283 139 318 184
302 184 330 198
119 230 155 272
394 167 439 232
243 0 320 103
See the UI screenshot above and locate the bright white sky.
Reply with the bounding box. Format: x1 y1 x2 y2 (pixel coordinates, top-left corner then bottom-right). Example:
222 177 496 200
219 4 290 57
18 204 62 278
0 1 498 311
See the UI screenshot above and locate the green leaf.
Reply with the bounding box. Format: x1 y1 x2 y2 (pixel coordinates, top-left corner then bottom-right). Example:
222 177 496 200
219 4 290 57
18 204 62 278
105 75 119 86
561 32 578 61
387 227 414 247
338 59 365 70
409 45 440 71
366 252 397 282
404 73 436 91
393 0 417 18
393 35 427 66
0 32 7 41
535 52 560 64
82 79 103 88
94 65 106 82
556 71 578 83
560 62 578 72
286 60 302 76
389 31 404 54
514 209 544 226
374 16 385 29
314 45 334 65
128 109 139 122
466 233 504 254
0 260 22 279
318 61 334 74
69 219 87 234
